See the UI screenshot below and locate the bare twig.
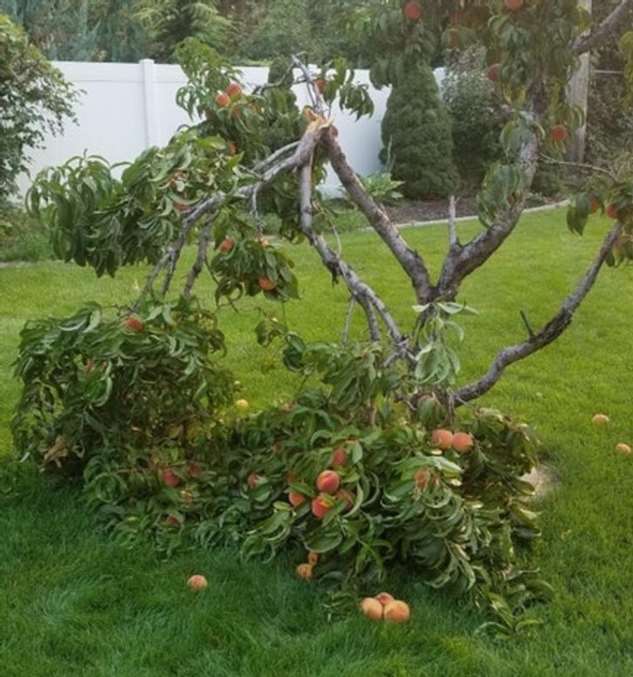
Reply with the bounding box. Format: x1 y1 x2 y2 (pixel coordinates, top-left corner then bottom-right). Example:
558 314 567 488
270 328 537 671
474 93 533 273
322 129 435 304
448 195 459 249
539 154 617 181
452 222 623 406
436 129 540 300
183 221 214 299
574 0 633 55
341 297 356 344
291 55 323 114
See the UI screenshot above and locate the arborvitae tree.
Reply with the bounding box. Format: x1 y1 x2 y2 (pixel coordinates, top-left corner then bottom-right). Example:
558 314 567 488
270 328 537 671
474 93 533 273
381 63 458 199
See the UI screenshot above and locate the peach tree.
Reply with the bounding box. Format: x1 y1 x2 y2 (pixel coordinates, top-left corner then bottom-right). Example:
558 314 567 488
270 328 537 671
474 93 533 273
12 2 633 632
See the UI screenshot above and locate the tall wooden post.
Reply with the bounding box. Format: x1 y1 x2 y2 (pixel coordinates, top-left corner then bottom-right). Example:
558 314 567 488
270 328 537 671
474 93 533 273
568 0 592 162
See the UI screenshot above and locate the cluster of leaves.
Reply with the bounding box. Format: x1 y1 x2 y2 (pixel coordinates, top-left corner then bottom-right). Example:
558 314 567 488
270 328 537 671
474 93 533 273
26 132 235 276
0 14 77 201
12 298 234 478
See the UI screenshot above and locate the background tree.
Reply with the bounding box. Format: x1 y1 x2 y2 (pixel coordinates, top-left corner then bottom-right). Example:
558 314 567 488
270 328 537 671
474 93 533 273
0 14 77 202
135 0 231 63
381 63 458 198
0 0 100 60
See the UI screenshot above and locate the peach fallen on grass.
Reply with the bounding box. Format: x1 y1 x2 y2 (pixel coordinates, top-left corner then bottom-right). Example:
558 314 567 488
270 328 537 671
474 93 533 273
187 575 208 591
308 551 319 566
592 414 610 426
296 563 313 580
374 592 395 607
431 428 454 450
316 470 341 494
452 432 474 454
235 399 250 411
383 600 411 623
615 443 632 456
360 597 384 621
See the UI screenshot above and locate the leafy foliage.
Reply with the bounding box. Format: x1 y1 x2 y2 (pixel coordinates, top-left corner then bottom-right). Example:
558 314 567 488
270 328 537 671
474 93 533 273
0 14 77 201
12 298 233 478
381 64 458 199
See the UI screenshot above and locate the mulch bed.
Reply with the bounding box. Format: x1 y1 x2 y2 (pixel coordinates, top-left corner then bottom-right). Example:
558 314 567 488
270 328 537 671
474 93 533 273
384 194 561 224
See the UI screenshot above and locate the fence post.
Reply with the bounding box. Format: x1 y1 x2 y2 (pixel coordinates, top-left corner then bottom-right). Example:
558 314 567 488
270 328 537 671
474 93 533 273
140 59 159 148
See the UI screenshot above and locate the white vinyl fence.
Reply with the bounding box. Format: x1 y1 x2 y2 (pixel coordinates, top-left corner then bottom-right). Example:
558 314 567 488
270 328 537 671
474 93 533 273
18 60 445 196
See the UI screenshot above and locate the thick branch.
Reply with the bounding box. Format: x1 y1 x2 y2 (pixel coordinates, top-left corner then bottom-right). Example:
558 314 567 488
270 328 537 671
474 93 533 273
297 161 408 351
183 222 214 299
322 129 434 303
452 222 623 405
574 0 633 55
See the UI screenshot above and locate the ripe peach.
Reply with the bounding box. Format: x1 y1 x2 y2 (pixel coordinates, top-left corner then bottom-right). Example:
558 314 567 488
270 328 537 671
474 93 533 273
311 494 332 520
308 551 319 566
615 443 632 456
330 446 348 467
487 63 501 82
218 237 235 253
452 432 474 454
258 276 277 291
187 462 203 478
414 468 431 490
607 204 620 220
374 592 395 607
162 468 181 488
431 429 454 451
316 470 341 494
360 597 384 621
296 563 313 580
226 82 242 99
403 0 423 21
227 142 237 156
550 125 569 143
504 0 524 11
335 488 354 511
123 315 144 333
288 491 306 507
187 574 208 591
383 600 411 623
235 399 249 411
592 414 610 426
215 92 230 108
247 472 261 489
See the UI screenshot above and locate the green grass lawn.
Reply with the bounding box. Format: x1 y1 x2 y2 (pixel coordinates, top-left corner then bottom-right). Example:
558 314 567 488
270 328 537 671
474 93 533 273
1 209 633 676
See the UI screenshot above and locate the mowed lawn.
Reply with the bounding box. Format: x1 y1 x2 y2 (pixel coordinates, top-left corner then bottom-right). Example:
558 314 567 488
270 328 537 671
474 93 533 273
1 209 633 676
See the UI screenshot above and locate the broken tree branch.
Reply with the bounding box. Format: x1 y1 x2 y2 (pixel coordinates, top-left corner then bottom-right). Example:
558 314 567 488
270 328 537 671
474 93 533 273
451 221 623 406
322 129 435 303
297 159 408 352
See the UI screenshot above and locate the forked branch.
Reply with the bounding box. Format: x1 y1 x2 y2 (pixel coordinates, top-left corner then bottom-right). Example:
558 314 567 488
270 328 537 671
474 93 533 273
451 222 623 406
